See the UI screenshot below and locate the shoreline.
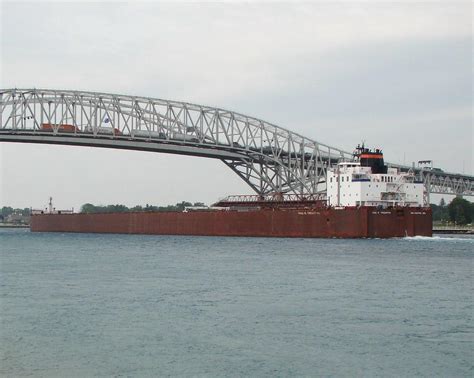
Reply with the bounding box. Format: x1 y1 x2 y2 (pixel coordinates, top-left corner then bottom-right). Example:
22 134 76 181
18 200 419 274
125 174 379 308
0 224 30 229
433 229 474 235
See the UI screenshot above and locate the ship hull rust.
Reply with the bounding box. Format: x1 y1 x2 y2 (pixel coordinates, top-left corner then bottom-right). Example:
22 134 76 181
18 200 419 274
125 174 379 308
30 207 432 238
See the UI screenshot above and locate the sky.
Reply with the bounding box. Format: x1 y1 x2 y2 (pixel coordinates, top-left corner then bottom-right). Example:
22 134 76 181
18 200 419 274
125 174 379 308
1 1 472 210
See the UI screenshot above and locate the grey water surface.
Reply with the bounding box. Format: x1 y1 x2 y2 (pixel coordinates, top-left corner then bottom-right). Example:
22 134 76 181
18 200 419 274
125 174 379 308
1 228 473 377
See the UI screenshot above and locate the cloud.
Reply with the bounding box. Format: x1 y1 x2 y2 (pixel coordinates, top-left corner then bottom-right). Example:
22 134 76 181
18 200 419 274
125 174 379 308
3 2 470 96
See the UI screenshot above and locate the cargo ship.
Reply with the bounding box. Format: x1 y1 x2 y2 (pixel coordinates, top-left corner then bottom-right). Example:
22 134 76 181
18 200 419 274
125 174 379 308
31 146 432 238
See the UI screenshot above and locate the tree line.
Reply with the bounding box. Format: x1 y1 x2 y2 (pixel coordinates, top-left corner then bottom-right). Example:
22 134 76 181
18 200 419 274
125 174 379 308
1 207 31 217
2 197 473 225
80 201 207 214
431 197 473 225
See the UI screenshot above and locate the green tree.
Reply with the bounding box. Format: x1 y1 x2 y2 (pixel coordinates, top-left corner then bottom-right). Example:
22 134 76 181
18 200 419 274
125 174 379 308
431 198 449 222
106 204 129 213
80 203 97 213
145 204 159 212
1 206 14 217
448 197 472 225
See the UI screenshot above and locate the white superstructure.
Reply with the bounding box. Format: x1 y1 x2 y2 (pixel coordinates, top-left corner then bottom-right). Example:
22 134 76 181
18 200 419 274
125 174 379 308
327 147 425 208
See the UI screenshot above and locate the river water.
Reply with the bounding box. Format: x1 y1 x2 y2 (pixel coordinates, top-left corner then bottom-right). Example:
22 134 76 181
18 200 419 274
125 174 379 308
0 228 472 377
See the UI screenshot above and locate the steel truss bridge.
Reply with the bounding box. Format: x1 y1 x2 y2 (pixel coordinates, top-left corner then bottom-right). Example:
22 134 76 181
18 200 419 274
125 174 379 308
1 88 472 199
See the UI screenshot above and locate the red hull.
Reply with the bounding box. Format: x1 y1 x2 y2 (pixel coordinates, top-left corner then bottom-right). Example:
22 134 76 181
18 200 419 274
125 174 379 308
30 207 432 238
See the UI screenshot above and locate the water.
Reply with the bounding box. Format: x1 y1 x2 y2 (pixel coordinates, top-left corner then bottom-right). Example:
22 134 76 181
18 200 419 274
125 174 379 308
1 229 473 377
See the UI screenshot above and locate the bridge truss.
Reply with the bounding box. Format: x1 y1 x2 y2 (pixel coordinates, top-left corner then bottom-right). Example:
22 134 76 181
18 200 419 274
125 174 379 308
0 88 473 198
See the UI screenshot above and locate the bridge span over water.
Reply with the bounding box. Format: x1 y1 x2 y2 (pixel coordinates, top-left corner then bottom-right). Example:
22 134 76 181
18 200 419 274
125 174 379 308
1 88 472 199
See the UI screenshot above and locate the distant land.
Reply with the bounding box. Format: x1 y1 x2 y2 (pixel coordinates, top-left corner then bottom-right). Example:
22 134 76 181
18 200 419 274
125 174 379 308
0 201 207 226
79 201 207 214
1 197 473 226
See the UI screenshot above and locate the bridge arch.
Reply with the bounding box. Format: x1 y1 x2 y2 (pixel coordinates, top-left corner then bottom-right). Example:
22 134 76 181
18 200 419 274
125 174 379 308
1 88 472 197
